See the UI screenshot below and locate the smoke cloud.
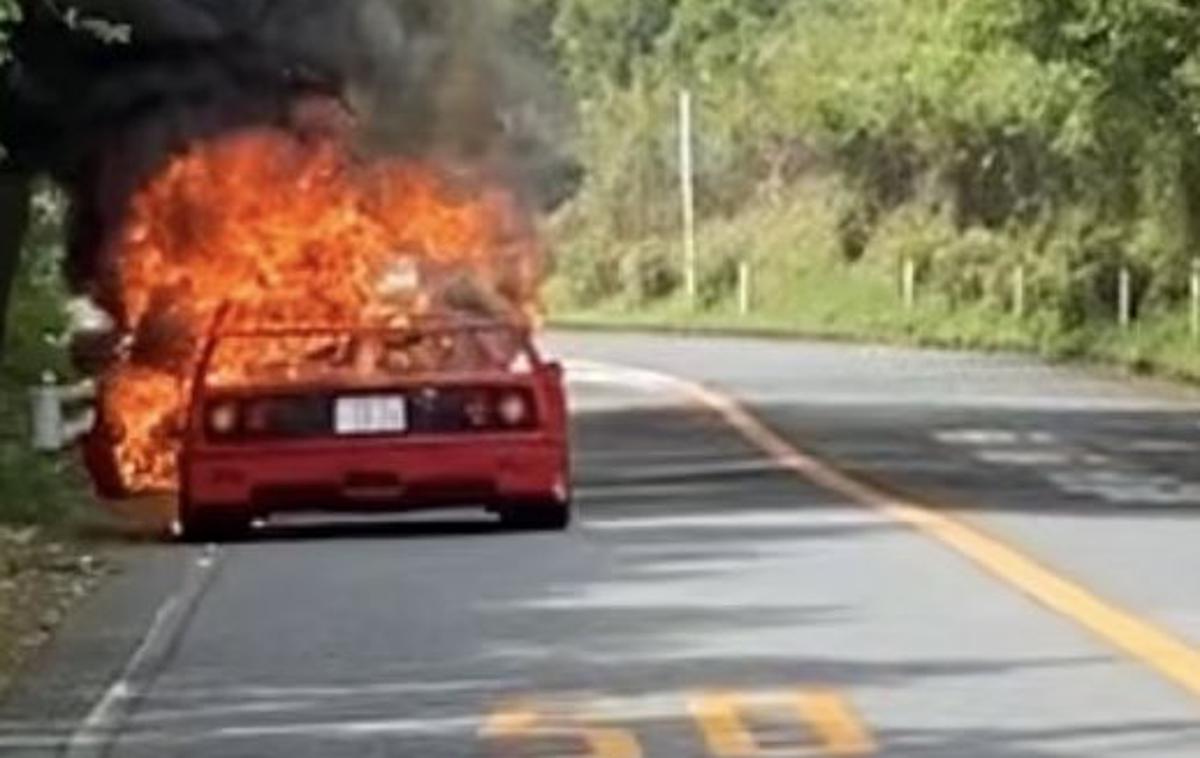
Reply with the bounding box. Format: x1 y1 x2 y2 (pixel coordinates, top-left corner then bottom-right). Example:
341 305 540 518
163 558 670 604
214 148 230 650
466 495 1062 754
1 0 572 302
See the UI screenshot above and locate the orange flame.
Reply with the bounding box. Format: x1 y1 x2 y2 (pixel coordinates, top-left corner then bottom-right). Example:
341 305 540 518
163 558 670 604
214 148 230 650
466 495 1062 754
97 127 542 493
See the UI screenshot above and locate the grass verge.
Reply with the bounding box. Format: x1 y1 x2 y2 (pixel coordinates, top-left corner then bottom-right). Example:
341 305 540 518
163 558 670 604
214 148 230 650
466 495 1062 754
546 262 1200 386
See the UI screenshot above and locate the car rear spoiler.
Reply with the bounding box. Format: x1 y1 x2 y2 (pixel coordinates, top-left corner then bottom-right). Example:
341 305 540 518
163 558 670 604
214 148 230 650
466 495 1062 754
192 308 542 388
204 314 534 342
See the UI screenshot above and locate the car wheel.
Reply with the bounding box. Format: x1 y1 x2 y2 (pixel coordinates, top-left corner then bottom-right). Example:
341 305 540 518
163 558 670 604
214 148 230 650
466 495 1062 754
499 502 572 532
178 502 251 544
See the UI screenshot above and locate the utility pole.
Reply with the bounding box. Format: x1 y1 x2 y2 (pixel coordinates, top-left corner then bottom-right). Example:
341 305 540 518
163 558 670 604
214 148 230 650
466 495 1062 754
679 89 697 305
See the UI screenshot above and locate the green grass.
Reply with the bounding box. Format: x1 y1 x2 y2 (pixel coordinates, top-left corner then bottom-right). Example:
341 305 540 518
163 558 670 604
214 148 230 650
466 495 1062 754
548 175 1200 386
548 260 1200 386
549 261 1034 347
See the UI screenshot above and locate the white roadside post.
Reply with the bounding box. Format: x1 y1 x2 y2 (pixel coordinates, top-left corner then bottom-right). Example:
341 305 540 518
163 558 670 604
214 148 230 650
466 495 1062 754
679 89 698 306
738 260 752 316
28 373 97 453
28 301 107 453
902 258 917 311
1013 264 1027 319
1190 259 1200 342
30 372 66 452
1119 266 1133 329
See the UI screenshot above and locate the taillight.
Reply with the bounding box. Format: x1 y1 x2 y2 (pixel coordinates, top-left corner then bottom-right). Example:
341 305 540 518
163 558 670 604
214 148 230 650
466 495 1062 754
206 400 240 437
496 391 531 428
463 391 492 429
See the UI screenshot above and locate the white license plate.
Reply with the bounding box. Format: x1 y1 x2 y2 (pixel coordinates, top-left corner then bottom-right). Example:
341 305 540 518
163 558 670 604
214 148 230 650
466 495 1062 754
334 395 408 435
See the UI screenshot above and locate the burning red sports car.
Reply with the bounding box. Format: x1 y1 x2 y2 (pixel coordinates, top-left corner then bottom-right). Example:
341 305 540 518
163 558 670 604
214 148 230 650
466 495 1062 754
66 123 562 538
175 319 571 540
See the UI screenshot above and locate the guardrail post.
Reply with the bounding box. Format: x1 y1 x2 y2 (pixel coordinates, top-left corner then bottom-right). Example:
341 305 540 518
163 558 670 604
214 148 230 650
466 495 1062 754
902 258 916 311
1013 264 1026 319
1191 259 1200 342
27 375 97 453
29 372 65 453
738 261 751 316
1119 266 1133 329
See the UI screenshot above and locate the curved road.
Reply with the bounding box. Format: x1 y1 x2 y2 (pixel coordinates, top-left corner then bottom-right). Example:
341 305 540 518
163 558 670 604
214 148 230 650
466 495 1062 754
5 331 1200 756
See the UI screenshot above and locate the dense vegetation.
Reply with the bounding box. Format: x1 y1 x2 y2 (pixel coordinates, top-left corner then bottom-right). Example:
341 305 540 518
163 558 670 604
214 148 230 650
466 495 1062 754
536 0 1200 375
0 0 90 525
0 188 87 525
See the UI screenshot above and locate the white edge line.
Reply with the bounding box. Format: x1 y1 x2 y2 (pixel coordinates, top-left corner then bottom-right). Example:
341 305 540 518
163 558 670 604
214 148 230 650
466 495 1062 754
65 548 222 757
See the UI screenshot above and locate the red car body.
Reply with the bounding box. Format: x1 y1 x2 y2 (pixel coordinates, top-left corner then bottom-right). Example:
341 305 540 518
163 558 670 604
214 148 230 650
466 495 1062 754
177 322 571 540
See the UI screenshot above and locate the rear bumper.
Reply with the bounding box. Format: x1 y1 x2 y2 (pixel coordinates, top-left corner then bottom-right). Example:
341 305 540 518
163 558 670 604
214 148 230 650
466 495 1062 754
182 436 569 514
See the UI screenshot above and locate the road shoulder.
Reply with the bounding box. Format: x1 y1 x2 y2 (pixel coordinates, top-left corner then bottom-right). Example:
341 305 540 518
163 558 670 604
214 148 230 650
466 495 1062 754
0 537 192 752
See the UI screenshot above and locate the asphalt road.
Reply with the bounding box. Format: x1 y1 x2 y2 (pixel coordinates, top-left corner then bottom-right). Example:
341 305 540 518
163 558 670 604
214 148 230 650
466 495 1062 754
5 331 1200 756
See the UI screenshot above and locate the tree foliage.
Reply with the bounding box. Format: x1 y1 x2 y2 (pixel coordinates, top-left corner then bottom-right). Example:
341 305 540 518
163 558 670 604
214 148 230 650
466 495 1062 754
529 0 1200 323
0 0 17 58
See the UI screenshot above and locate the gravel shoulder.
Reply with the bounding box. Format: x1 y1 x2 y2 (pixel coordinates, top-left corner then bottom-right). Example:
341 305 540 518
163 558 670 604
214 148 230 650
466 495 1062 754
0 527 107 694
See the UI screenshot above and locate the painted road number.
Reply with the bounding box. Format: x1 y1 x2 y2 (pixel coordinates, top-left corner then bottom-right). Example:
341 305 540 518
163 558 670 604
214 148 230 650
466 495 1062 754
483 703 642 758
690 691 877 757
481 689 876 757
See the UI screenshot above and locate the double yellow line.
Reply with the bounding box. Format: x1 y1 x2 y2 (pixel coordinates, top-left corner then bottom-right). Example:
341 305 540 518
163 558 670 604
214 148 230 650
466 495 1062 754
667 372 1200 702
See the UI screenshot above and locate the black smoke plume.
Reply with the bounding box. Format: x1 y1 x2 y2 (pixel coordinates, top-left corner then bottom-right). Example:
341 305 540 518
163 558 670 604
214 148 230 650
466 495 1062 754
0 0 575 321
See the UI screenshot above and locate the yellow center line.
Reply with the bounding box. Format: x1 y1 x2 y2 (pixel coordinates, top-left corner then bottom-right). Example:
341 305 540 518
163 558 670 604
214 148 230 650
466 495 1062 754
614 364 1200 704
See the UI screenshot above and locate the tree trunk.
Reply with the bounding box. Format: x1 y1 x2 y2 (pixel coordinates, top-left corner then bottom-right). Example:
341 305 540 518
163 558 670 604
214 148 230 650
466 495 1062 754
0 171 32 358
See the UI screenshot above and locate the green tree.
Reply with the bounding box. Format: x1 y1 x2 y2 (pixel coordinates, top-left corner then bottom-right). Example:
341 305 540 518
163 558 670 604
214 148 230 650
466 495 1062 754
553 0 675 94
0 0 28 356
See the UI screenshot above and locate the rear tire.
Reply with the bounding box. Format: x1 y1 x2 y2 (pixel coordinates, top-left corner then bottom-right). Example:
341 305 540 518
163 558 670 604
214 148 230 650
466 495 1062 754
499 502 572 532
178 501 251 544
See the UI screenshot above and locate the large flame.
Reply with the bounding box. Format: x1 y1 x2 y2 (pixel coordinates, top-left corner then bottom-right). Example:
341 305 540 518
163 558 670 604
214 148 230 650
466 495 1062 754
96 127 542 493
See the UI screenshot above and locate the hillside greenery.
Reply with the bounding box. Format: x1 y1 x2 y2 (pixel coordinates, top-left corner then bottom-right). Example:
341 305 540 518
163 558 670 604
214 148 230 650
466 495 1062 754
534 0 1200 376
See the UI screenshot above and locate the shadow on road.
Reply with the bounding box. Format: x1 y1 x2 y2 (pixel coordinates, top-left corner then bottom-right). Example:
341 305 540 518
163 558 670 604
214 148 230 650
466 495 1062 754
252 516 505 543
747 401 1200 519
582 397 1200 519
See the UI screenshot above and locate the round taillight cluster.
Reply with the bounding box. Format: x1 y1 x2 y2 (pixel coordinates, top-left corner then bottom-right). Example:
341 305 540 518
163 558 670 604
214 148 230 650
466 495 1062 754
496 391 531 428
207 401 240 436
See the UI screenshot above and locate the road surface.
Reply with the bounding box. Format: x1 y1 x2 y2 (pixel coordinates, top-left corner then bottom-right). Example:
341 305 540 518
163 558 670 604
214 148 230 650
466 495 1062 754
4 331 1200 756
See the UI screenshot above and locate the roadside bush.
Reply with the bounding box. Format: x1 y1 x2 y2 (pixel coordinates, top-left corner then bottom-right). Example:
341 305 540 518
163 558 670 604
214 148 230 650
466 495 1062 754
0 430 86 525
618 239 681 305
0 190 88 527
550 223 624 308
928 227 1018 308
696 247 740 309
864 205 956 281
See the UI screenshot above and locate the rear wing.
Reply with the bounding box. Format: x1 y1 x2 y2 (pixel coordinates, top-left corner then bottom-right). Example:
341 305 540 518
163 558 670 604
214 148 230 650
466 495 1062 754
192 317 546 393
206 318 534 342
